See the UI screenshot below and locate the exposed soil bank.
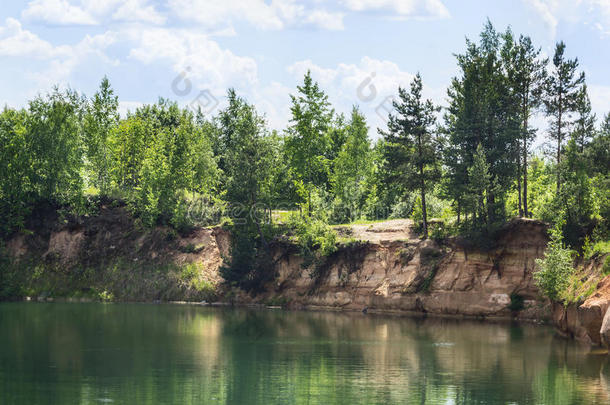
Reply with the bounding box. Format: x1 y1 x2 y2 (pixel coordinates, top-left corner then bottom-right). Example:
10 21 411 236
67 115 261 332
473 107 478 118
2 206 610 347
260 219 551 322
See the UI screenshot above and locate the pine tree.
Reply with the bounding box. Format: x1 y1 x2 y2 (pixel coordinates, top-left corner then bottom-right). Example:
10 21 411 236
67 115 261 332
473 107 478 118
218 90 274 289
467 144 492 227
380 73 439 238
572 84 596 154
285 71 334 215
444 21 520 227
502 32 547 217
544 41 585 193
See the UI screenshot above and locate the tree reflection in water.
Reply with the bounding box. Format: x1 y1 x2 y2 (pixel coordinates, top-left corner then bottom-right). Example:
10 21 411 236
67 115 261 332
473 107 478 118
1 303 608 404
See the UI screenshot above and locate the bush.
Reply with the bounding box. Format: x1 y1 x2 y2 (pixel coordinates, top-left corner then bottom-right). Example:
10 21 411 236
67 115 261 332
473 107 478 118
288 213 337 276
429 222 450 243
534 220 575 302
389 197 415 219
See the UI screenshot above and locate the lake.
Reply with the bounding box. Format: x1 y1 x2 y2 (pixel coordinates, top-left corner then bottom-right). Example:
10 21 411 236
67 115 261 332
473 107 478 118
1 302 609 404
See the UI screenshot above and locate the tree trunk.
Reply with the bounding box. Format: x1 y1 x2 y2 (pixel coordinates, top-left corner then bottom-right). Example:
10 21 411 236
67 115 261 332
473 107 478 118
308 188 312 217
523 120 529 217
486 191 494 228
417 134 427 239
556 131 561 193
516 147 523 217
557 95 563 194
420 173 427 239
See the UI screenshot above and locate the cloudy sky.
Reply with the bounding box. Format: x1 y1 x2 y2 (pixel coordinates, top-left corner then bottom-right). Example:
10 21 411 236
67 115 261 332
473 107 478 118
1 0 610 137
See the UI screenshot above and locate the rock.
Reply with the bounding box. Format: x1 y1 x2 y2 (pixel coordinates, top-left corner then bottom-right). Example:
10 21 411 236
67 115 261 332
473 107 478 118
601 306 610 349
265 218 551 320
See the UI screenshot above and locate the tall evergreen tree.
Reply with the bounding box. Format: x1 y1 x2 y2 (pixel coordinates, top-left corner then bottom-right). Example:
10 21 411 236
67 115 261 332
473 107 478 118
380 73 439 238
544 41 585 193
285 71 334 215
218 90 274 289
572 84 596 154
502 32 547 217
444 21 520 227
467 144 493 227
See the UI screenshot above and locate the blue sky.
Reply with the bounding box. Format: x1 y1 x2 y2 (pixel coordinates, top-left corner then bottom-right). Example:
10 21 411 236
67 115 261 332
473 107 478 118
1 0 609 139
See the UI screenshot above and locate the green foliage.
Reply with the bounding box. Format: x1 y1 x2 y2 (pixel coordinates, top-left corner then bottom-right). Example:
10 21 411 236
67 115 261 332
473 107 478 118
534 220 575 302
107 100 220 228
217 90 276 291
390 198 415 219
330 107 372 223
418 246 444 292
380 73 440 238
463 144 499 231
544 41 586 193
0 108 31 233
0 88 86 235
285 71 334 214
443 21 521 227
411 192 449 222
288 212 337 275
1 22 609 302
429 222 450 243
83 77 119 195
27 88 85 205
501 30 547 218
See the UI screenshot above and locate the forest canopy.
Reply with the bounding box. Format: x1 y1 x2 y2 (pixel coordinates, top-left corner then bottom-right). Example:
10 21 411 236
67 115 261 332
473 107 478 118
1 22 608 288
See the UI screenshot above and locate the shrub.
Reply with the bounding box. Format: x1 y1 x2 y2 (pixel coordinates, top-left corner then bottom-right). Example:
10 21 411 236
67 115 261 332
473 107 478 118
534 220 575 302
287 213 337 278
389 197 415 219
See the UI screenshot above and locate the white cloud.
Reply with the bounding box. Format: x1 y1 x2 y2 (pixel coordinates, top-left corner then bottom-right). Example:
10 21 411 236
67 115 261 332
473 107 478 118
589 84 610 117
127 28 258 94
287 57 433 134
252 81 293 130
0 17 58 57
21 0 165 25
340 0 450 19
0 18 117 86
112 0 166 25
168 0 345 31
524 0 610 37
118 100 145 117
288 56 415 100
306 9 345 30
21 0 97 25
528 0 559 36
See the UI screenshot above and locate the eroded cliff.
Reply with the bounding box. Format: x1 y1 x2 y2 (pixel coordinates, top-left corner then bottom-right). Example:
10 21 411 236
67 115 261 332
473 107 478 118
261 219 551 321
5 206 610 347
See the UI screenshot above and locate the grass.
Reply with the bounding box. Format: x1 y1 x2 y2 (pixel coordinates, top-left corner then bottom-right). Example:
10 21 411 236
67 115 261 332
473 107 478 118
586 240 610 259
334 217 397 226
271 210 298 223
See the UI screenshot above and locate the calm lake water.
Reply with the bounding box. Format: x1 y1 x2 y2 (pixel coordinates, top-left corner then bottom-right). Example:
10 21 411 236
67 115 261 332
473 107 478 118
1 303 609 404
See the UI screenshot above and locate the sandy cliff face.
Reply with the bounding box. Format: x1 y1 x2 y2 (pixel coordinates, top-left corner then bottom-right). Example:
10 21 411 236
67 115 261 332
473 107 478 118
552 273 610 346
263 219 551 321
8 208 610 347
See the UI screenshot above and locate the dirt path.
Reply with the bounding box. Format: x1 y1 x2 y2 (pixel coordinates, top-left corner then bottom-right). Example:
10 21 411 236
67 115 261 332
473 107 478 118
334 219 418 243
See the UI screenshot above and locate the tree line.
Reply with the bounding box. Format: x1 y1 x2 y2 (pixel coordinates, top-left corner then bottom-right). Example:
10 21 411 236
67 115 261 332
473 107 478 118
1 21 608 288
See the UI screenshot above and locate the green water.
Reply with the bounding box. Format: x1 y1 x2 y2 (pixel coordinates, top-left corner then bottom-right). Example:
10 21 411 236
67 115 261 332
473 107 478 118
1 303 609 404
